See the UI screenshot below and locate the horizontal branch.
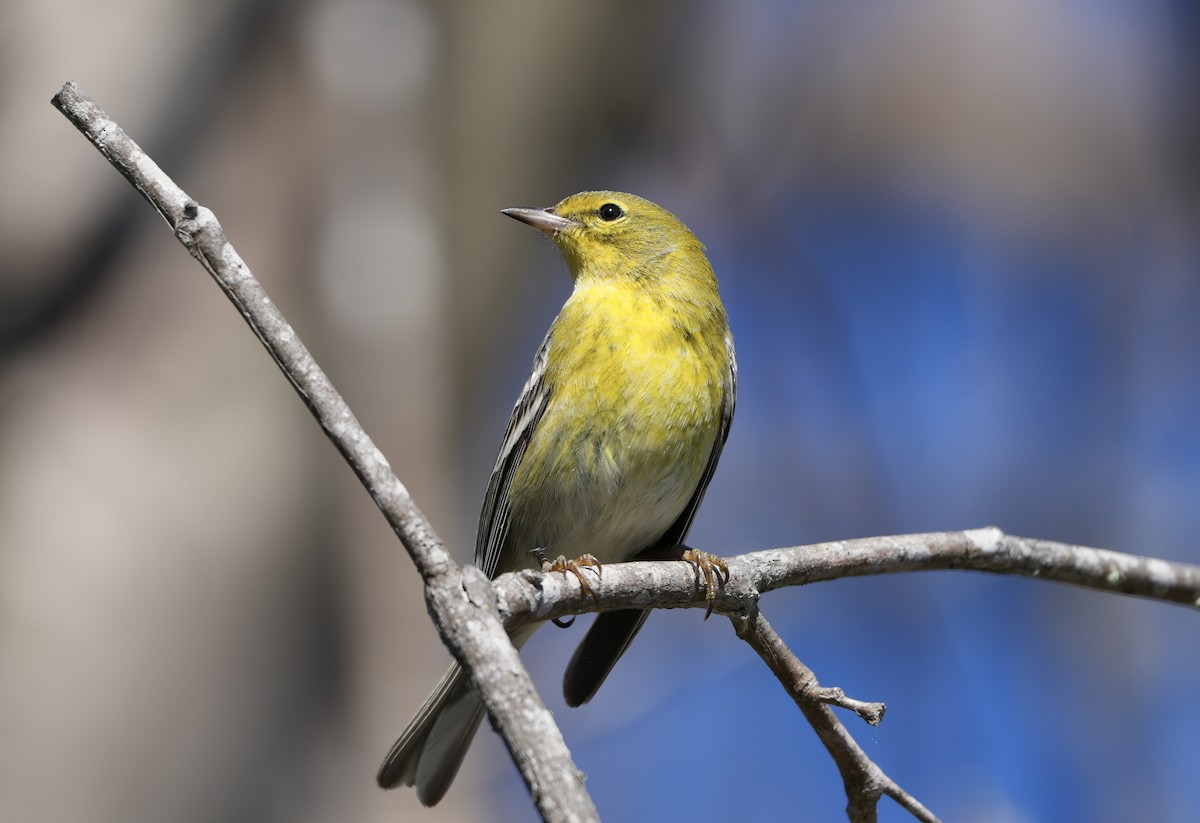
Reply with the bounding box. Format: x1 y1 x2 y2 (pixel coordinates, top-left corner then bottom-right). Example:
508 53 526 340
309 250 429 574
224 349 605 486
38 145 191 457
751 528 1200 606
494 527 1200 626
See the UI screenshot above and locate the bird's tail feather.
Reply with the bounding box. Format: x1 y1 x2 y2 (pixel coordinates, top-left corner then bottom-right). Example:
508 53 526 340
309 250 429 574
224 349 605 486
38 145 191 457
376 663 483 806
562 608 650 708
377 625 540 805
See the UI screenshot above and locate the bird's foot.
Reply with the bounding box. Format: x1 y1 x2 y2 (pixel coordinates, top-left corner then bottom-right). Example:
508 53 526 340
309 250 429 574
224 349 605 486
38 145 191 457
681 548 729 620
531 549 603 627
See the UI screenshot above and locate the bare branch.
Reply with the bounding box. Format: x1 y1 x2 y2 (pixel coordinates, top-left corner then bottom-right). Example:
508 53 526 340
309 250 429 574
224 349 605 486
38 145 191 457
51 81 597 823
749 528 1200 607
494 528 1200 628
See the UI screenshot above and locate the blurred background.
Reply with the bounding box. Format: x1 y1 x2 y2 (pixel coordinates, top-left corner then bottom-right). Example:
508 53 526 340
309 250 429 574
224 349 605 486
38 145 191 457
2 1 1198 820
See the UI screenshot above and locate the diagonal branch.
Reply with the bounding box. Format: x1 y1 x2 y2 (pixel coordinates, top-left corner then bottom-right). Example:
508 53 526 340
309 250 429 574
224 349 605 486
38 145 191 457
734 611 940 823
50 81 597 823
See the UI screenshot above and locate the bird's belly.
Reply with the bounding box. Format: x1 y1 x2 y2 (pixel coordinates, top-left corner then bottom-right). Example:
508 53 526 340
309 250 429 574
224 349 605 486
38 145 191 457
548 458 699 563
507 400 718 568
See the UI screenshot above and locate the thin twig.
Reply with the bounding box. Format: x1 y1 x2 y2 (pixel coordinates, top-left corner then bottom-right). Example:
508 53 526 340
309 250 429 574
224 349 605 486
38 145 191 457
51 81 597 823
734 612 941 823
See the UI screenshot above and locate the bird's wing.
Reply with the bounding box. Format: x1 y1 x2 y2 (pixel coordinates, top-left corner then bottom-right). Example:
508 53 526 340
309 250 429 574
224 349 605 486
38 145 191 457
475 333 552 579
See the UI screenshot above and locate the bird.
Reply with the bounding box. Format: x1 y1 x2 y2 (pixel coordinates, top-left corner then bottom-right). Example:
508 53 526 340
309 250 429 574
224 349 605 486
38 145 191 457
376 190 736 805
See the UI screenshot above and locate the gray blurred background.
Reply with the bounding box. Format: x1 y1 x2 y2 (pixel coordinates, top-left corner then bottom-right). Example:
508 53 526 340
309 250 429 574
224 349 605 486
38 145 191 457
2 1 1198 821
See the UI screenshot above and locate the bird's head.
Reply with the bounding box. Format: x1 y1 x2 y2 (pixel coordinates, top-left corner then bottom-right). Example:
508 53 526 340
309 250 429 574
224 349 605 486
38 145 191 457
503 191 706 283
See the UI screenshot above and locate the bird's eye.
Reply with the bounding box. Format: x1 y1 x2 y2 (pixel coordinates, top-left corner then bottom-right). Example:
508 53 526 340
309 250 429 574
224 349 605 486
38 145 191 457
597 203 624 221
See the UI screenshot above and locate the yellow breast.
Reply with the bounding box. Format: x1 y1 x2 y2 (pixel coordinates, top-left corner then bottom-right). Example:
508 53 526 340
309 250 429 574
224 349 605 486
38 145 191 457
505 278 728 564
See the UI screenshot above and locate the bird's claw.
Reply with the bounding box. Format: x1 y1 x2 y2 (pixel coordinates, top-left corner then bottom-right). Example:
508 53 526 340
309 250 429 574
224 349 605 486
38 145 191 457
681 548 729 619
531 549 603 627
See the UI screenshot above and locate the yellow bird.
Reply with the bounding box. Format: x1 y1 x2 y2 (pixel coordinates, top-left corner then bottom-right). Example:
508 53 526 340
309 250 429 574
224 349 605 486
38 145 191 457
377 191 736 805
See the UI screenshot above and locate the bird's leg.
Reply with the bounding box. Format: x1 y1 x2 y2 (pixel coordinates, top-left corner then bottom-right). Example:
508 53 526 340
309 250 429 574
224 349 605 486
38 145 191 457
530 548 603 627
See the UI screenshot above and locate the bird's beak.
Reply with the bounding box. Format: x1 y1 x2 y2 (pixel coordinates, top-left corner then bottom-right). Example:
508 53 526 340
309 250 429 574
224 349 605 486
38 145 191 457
502 207 578 236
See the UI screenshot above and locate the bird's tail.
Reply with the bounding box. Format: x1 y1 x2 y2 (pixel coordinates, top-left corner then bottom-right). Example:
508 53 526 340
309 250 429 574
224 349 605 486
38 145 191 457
562 607 650 707
377 624 539 805
376 663 483 806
